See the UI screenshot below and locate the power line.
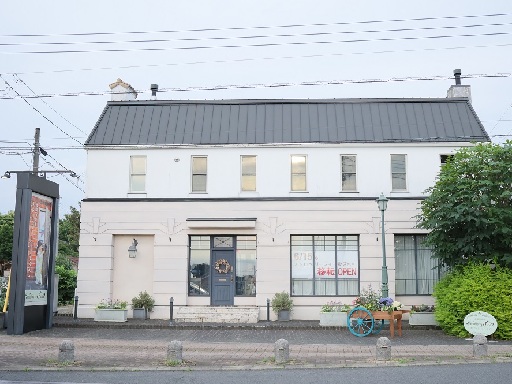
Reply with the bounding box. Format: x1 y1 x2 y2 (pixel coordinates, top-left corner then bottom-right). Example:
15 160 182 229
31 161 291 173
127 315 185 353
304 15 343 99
2 21 511 48
3 13 508 38
6 42 511 76
3 31 510 55
45 152 85 185
41 158 84 192
0 74 84 145
0 72 510 100
13 74 87 135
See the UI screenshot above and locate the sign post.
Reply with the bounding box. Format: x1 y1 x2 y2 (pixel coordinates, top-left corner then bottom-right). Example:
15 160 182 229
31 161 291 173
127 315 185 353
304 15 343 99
7 173 59 335
464 311 498 337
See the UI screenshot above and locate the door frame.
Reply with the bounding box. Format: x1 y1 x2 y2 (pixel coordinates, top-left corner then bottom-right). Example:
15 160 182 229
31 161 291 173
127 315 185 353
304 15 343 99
210 237 236 306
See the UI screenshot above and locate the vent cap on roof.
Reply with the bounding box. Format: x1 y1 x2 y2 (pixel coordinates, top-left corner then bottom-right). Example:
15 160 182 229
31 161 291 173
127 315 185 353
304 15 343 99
150 84 158 100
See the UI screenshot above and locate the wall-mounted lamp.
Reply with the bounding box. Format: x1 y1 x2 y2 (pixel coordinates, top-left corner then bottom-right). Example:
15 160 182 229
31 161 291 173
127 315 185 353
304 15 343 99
1 171 11 179
128 239 138 258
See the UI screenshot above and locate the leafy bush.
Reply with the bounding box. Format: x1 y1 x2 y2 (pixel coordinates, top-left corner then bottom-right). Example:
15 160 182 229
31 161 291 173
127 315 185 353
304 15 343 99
55 265 77 305
433 263 512 339
271 291 293 314
131 291 155 311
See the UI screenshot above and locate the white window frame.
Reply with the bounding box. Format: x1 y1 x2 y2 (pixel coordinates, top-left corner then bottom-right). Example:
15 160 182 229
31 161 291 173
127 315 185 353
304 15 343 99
391 154 407 191
241 155 257 192
291 154 307 192
191 156 207 193
129 155 146 193
340 155 357 191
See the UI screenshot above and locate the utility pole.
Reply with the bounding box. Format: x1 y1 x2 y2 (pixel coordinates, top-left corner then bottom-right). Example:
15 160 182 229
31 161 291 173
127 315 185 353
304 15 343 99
32 127 40 175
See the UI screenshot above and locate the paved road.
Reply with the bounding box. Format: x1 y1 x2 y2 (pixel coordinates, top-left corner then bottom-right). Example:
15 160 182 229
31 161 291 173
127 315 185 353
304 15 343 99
1 325 512 371
2 363 512 384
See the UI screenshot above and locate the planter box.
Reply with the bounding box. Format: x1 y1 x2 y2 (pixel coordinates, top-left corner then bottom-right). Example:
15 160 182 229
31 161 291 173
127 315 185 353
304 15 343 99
319 312 348 327
132 308 148 320
409 312 438 326
94 309 128 322
277 310 290 321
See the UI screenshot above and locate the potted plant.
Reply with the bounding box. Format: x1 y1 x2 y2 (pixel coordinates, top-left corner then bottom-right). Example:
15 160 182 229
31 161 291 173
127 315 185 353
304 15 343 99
271 291 293 321
94 298 128 322
131 291 155 320
409 304 438 326
319 301 351 327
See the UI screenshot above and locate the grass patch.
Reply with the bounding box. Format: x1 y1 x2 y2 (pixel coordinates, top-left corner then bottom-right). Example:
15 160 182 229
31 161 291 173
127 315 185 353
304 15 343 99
45 359 81 368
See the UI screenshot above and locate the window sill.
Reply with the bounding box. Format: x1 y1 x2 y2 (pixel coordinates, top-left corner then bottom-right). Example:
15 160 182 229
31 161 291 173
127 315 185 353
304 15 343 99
339 191 359 193
289 191 309 193
189 192 208 194
390 190 409 193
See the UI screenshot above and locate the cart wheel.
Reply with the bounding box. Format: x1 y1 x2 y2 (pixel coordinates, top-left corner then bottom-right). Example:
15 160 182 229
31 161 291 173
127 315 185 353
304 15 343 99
372 319 385 334
347 306 374 337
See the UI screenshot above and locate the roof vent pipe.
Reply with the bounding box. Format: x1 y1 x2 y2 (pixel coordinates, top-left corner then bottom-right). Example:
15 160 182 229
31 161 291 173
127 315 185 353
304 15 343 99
150 84 158 99
453 69 462 85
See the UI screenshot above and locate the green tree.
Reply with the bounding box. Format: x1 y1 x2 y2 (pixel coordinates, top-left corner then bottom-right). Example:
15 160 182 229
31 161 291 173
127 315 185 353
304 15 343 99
418 142 512 268
0 211 14 276
58 205 80 259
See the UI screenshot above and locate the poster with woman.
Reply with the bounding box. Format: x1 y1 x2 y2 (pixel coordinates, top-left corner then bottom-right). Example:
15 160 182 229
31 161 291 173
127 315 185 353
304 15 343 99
25 192 53 306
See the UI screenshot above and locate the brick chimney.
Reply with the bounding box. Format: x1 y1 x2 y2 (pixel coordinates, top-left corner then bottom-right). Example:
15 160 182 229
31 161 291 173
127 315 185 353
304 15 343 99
446 69 471 103
109 78 137 101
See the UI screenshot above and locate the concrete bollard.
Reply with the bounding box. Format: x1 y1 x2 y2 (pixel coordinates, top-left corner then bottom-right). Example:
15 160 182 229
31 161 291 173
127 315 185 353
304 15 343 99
58 340 75 363
167 340 183 362
473 335 488 357
376 337 391 361
274 338 289 364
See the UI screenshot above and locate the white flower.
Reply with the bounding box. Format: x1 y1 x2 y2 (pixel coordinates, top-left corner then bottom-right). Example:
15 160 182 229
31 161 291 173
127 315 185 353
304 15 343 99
392 301 403 310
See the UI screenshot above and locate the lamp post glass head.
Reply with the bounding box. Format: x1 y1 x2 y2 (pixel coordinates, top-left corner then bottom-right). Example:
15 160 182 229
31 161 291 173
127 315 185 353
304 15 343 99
376 193 388 212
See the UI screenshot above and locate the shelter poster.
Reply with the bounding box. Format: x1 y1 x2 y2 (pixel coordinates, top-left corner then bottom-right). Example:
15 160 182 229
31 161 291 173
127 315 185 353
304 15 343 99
25 192 53 306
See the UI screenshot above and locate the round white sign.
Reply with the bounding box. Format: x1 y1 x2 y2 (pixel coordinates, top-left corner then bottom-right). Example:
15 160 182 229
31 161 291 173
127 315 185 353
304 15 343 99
464 311 498 336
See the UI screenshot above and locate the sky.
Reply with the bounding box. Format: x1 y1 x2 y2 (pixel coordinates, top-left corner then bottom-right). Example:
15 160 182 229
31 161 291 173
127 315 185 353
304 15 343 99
0 1 511 215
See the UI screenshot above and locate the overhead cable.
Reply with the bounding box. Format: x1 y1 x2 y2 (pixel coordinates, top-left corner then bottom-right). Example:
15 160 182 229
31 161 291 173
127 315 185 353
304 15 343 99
2 13 508 38
0 72 509 100
3 31 510 55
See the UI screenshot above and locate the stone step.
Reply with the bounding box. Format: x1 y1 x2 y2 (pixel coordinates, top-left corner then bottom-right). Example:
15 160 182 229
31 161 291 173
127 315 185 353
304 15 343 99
175 306 259 323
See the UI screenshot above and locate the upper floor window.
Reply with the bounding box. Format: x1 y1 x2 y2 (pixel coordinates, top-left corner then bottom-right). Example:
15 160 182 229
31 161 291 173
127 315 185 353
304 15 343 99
291 155 307 191
241 155 256 191
129 155 146 192
440 154 454 165
191 156 207 193
341 155 357 191
391 154 407 191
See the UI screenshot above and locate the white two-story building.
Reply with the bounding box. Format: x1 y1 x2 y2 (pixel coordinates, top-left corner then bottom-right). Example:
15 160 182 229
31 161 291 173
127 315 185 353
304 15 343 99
77 77 489 321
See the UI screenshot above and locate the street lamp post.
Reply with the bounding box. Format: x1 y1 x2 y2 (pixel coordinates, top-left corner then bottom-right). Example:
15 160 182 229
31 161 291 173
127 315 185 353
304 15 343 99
376 193 389 298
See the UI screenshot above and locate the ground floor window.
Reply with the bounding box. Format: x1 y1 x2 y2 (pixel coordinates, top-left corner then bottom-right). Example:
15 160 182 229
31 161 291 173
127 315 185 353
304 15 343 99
189 235 257 297
189 236 210 295
291 235 359 296
394 235 441 295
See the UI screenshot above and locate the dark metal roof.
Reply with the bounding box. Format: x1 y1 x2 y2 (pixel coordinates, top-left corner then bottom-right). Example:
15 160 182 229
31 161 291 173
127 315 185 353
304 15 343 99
85 98 489 146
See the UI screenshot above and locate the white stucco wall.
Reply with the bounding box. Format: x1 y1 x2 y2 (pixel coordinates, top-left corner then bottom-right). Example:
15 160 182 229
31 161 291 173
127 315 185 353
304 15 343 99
84 142 468 200
77 198 428 320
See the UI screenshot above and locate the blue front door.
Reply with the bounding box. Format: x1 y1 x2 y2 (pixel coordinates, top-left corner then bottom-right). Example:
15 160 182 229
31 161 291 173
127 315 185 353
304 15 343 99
211 249 235 306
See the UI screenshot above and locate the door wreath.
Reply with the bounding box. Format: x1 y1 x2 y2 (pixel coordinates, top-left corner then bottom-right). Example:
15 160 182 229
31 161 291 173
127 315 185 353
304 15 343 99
214 259 231 274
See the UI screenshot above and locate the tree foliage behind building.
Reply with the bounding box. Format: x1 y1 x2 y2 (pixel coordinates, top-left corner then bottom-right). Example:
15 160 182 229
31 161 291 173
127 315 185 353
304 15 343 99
418 142 512 268
0 211 14 276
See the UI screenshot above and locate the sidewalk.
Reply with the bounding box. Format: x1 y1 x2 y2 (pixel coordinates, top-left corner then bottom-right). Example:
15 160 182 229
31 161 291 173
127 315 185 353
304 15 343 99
0 315 511 371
